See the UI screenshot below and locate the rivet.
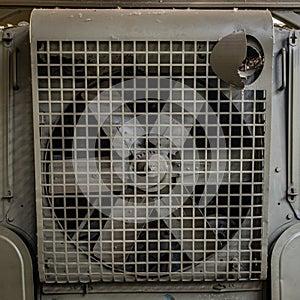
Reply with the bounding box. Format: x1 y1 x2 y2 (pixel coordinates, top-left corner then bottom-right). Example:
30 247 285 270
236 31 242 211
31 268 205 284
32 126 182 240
8 217 14 222
275 167 281 173
287 213 293 220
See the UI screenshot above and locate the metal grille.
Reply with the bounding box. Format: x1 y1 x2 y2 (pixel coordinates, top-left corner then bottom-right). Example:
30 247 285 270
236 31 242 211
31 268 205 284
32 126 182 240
35 39 266 283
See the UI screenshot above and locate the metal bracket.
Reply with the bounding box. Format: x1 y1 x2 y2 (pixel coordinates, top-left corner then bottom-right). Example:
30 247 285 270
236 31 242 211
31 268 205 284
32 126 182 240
0 28 15 223
287 30 300 219
0 192 14 223
290 30 298 46
279 47 287 90
0 29 14 47
2 191 13 201
287 185 299 201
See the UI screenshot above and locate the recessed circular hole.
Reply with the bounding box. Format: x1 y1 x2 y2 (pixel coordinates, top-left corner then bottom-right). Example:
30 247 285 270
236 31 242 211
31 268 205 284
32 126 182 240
238 35 264 86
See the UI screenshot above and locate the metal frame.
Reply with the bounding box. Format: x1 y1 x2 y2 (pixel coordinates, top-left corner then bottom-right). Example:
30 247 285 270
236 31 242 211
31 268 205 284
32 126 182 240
42 280 263 294
31 9 272 287
0 24 36 250
1 0 300 9
286 30 300 219
0 28 11 222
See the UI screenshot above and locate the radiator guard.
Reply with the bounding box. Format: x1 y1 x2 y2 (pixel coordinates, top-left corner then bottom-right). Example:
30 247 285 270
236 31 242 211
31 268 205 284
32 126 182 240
31 9 272 284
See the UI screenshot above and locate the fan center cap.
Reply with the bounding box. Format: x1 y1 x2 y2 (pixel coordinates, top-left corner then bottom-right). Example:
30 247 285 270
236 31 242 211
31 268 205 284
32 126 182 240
128 151 171 192
147 154 169 179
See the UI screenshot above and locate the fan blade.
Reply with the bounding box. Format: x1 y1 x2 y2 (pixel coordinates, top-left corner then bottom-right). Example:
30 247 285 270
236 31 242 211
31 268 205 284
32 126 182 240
161 102 195 130
93 196 146 263
93 219 145 264
110 114 147 159
162 212 203 261
148 113 192 151
160 83 197 132
162 198 216 261
73 209 99 251
101 103 133 137
51 158 123 195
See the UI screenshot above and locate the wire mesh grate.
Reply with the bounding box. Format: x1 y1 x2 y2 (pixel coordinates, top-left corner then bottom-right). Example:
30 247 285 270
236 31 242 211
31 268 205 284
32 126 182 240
35 39 266 283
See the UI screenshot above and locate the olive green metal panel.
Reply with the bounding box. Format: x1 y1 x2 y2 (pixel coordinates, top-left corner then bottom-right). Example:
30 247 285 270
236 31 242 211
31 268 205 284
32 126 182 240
31 9 272 285
0 226 34 300
0 24 36 253
271 223 300 300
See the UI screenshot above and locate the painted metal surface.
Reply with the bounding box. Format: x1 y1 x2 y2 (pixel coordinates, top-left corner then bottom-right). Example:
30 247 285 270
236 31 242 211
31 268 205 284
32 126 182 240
0 28 11 223
273 11 300 29
271 223 300 300
42 280 263 294
210 31 247 88
0 0 300 8
0 226 34 300
0 24 36 251
42 291 263 300
0 6 296 300
267 26 296 246
287 30 300 218
31 9 272 287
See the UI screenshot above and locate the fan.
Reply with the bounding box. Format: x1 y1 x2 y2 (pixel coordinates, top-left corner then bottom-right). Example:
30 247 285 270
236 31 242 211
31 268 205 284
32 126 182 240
47 72 255 276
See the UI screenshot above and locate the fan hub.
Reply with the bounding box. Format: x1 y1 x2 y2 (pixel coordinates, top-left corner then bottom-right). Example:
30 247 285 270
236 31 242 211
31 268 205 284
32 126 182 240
129 151 171 192
146 153 169 179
